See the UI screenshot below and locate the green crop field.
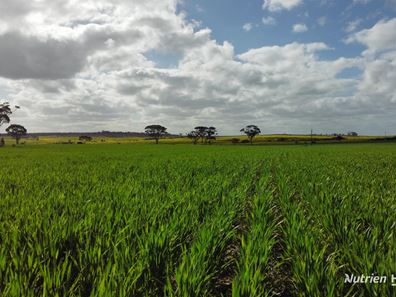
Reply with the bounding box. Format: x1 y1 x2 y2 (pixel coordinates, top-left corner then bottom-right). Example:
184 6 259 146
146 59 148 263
1 143 396 296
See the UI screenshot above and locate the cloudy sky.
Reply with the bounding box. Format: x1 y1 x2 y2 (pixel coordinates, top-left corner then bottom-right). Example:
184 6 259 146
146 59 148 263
1 0 396 135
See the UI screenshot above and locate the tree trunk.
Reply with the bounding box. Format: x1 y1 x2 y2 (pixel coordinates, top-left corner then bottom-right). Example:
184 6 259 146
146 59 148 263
16 137 20 145
250 137 253 145
155 138 159 144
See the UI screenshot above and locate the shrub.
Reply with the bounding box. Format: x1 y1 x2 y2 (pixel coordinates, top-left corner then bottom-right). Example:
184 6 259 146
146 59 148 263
231 138 240 143
79 135 93 142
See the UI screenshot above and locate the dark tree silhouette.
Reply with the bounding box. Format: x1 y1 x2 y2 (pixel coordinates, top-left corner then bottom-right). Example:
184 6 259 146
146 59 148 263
0 102 19 127
240 125 261 145
192 126 217 144
187 131 199 144
145 125 167 144
6 124 27 145
206 126 217 144
194 126 208 143
79 135 93 142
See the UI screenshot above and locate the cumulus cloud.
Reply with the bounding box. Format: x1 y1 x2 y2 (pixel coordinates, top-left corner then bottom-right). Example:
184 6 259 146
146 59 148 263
345 18 396 54
262 16 277 25
0 0 189 79
0 1 395 134
243 23 254 32
292 23 308 33
0 28 143 79
346 18 396 108
344 19 362 33
263 0 303 12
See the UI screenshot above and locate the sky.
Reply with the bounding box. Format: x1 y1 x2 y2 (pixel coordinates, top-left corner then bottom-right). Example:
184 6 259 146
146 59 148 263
0 0 396 135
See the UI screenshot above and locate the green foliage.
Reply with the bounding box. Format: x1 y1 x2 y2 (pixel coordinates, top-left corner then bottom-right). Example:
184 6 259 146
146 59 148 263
6 124 27 144
0 144 395 296
145 125 167 144
0 102 12 127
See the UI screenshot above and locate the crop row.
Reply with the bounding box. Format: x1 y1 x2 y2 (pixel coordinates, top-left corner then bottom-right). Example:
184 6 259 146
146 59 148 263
0 144 395 296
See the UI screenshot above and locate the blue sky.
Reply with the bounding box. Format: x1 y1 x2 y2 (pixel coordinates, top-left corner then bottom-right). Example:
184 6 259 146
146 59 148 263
179 0 393 58
1 0 396 134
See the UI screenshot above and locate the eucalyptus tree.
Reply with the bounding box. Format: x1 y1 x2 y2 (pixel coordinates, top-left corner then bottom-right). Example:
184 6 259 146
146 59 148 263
187 131 199 144
6 124 27 145
192 126 218 144
194 126 208 143
145 125 168 144
0 102 19 127
240 125 261 145
206 126 217 144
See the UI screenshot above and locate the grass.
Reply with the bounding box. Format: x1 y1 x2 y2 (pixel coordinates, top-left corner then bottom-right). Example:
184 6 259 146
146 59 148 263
0 143 395 296
1 133 392 146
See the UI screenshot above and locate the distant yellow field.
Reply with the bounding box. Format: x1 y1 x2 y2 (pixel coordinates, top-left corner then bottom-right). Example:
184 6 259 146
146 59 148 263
1 134 390 146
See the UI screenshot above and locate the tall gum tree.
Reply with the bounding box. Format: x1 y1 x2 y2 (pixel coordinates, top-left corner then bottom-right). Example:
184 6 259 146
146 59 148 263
145 125 168 144
240 125 261 145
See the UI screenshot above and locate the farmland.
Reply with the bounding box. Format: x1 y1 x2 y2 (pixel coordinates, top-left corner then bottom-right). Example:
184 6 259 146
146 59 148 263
1 133 393 146
0 143 396 296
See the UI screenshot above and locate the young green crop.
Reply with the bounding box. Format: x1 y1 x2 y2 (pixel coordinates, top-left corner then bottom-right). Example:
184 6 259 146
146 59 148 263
0 143 395 296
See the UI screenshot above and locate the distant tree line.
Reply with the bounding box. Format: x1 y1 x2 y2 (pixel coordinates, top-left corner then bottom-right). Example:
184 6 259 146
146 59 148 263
144 124 262 144
0 99 364 147
79 135 93 142
187 126 217 144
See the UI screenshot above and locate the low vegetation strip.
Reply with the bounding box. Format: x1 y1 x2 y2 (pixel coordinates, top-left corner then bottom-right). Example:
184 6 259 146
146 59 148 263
268 149 396 296
0 143 395 296
231 173 278 297
271 169 336 296
2 133 395 146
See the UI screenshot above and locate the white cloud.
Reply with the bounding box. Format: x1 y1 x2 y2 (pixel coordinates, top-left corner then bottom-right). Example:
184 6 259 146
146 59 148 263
345 18 396 54
262 0 303 12
262 16 277 25
293 23 308 33
344 19 362 33
0 0 186 79
243 23 253 32
0 2 395 135
346 18 396 109
353 0 372 4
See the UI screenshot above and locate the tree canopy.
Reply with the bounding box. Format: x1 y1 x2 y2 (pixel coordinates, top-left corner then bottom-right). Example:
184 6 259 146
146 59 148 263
187 130 200 144
193 126 217 143
206 126 217 144
0 102 12 127
240 125 261 144
145 125 167 144
6 124 27 144
193 126 208 143
0 102 20 127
